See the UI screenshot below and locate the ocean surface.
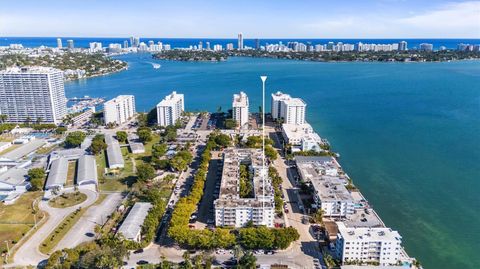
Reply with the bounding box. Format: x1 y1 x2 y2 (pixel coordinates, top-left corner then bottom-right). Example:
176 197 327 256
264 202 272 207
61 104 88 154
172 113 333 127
62 54 480 269
2 37 480 50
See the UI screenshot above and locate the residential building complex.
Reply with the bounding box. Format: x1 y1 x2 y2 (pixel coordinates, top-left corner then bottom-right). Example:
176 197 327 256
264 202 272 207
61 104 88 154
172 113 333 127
232 91 249 129
214 148 275 227
295 156 354 218
103 95 135 125
0 67 67 124
282 123 324 152
156 91 184 126
271 91 306 125
335 222 403 266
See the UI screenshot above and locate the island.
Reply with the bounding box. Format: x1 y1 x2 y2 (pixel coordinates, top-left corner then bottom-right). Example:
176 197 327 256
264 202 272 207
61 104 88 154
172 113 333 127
153 49 480 62
0 52 127 80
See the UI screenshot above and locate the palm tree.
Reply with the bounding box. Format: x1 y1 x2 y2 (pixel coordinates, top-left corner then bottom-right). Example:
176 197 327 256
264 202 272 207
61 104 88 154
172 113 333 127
233 244 244 264
24 116 32 126
36 117 43 125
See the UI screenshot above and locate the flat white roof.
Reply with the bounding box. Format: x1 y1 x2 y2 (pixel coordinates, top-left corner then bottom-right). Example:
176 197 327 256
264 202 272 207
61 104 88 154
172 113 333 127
0 66 62 74
104 95 134 105
0 167 28 187
337 222 402 242
117 202 153 240
157 91 183 107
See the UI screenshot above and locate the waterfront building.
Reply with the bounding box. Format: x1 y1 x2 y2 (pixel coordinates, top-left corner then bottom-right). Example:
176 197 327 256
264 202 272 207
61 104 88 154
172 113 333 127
398 41 408 51
214 148 275 227
117 202 153 242
213 44 223 51
107 43 122 53
255 39 260 50
205 42 211 50
70 107 95 127
123 40 129 49
282 123 323 152
238 33 244 50
419 43 433 51
89 42 103 52
132 36 140 47
0 67 67 124
67 39 74 49
103 95 136 125
156 91 184 126
226 43 234 50
335 222 403 266
271 91 306 125
232 91 249 129
56 38 62 49
296 156 354 217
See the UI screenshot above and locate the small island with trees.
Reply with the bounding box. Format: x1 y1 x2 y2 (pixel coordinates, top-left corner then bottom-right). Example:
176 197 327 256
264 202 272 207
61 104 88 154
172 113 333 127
0 52 127 80
153 49 480 62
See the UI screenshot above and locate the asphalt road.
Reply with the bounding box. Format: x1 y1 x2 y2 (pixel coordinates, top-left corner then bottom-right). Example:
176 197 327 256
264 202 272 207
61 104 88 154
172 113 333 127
12 189 98 267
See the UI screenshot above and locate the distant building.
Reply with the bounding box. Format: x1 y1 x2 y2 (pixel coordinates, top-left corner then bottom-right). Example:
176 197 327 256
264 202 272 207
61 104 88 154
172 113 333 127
117 202 153 242
214 148 275 227
419 43 433 51
398 41 407 51
238 33 244 50
156 91 184 126
103 95 136 125
232 91 249 129
271 91 306 125
0 67 67 124
226 43 234 50
255 39 260 50
67 39 74 49
57 38 62 49
123 40 129 49
335 222 403 266
89 42 103 52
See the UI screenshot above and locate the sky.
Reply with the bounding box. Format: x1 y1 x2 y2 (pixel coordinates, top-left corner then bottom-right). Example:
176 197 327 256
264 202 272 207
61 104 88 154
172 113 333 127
1 0 479 38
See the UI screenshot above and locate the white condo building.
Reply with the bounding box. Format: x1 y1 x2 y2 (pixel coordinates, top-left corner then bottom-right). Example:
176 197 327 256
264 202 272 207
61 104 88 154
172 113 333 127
0 67 67 124
335 222 403 266
232 91 249 129
156 91 184 126
271 91 306 125
214 148 275 227
103 95 136 125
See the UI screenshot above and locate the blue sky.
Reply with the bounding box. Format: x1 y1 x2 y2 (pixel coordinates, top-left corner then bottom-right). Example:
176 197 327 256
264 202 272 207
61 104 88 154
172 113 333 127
1 0 479 38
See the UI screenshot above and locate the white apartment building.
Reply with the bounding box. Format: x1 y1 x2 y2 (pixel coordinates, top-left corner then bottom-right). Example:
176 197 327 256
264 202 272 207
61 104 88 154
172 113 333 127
0 67 67 124
282 123 323 152
214 148 275 227
296 156 355 218
232 91 249 129
335 222 403 266
103 95 135 125
156 91 184 126
271 91 306 125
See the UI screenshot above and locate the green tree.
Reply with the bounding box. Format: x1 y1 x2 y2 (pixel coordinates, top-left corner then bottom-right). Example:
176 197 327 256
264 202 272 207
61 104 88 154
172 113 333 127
137 113 148 127
90 135 107 155
64 131 86 148
116 131 127 143
0 114 7 123
152 143 168 158
137 163 156 181
214 133 231 148
55 126 67 134
238 251 257 269
224 118 237 129
28 168 46 191
265 145 278 160
137 127 152 143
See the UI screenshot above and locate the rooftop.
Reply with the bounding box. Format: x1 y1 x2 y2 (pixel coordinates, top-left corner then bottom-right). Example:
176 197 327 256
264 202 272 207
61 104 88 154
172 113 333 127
77 155 97 185
1 140 46 161
104 95 134 105
232 91 249 108
0 66 63 74
45 157 68 189
337 222 402 242
282 123 322 143
105 134 124 168
215 148 274 208
295 156 353 202
117 202 153 240
157 91 184 107
0 167 28 187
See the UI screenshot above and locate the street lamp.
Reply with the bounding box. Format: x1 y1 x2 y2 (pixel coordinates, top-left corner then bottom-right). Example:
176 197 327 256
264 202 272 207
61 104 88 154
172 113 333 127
4 240 9 259
260 76 267 226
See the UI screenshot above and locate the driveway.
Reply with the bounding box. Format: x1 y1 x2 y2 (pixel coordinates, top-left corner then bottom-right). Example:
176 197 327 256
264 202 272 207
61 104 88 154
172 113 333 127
12 189 98 267
54 192 124 251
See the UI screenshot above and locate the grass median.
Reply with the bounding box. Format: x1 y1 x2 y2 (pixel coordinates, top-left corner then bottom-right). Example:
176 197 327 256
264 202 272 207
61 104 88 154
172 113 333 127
39 194 107 255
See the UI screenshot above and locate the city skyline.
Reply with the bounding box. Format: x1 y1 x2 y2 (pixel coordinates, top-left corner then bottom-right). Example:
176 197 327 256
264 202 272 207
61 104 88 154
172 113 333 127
1 0 479 38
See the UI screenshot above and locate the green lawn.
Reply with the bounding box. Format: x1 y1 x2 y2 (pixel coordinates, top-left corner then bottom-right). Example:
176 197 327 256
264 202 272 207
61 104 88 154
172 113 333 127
97 147 137 192
0 144 21 155
48 192 87 208
66 161 77 187
0 192 44 254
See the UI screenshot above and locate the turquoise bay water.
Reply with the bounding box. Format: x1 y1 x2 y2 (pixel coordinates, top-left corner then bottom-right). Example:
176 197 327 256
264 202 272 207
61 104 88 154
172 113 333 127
66 54 480 269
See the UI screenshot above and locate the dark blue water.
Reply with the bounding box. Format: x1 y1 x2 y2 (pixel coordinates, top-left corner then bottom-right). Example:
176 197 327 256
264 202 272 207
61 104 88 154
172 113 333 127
1 37 479 50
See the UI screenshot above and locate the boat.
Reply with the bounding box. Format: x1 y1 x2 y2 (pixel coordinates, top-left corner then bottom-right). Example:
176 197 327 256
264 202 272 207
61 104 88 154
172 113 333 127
151 63 161 69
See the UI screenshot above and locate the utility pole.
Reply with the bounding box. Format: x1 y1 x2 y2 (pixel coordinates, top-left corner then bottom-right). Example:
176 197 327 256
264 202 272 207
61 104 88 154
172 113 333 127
4 241 10 259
